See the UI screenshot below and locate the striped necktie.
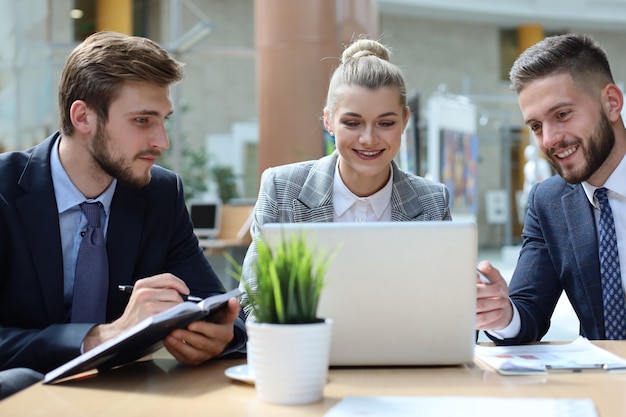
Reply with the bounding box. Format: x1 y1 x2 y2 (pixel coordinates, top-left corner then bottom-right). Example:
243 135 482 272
595 187 626 339
71 202 109 323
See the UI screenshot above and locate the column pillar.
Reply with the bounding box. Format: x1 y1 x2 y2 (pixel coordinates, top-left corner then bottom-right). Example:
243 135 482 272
255 0 378 177
515 24 544 158
517 24 544 54
516 23 545 168
513 24 544 236
96 0 132 34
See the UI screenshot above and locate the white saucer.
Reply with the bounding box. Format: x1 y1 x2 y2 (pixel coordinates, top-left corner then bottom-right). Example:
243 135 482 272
224 364 255 384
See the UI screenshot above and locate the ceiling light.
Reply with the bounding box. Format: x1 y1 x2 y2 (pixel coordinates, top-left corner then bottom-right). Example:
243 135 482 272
70 9 84 19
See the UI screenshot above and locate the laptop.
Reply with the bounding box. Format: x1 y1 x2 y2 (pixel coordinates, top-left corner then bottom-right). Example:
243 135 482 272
189 200 222 239
260 221 478 367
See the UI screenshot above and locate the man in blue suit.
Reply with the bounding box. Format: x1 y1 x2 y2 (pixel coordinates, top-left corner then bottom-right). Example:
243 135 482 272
0 31 245 398
477 33 626 344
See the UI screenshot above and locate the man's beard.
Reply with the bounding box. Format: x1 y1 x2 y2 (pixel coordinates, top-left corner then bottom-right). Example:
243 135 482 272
90 122 159 188
547 112 615 184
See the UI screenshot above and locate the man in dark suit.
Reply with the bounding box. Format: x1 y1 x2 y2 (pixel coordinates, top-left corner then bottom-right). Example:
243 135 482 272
476 33 626 344
0 31 245 398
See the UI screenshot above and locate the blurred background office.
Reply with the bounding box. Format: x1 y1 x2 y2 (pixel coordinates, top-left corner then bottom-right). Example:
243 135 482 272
3 0 626 339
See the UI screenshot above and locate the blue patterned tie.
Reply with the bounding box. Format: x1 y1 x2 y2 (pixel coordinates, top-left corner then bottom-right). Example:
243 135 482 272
595 187 626 339
71 202 109 323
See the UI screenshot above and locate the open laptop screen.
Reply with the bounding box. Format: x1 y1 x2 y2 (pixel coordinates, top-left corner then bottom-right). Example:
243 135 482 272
189 201 222 239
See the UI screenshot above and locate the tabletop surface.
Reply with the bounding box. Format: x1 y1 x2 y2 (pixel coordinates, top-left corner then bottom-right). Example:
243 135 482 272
1 341 626 417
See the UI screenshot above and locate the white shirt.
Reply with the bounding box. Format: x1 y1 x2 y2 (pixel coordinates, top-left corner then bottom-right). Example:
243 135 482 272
490 154 626 340
332 162 393 222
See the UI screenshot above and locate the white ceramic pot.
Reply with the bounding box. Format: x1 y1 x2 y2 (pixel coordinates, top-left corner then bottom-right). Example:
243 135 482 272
246 318 333 405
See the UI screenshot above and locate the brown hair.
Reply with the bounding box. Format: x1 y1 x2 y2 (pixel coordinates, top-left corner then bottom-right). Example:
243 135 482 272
325 38 407 118
509 33 614 95
58 31 184 136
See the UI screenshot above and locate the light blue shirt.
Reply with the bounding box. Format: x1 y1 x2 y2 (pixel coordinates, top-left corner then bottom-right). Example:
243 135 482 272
50 136 117 312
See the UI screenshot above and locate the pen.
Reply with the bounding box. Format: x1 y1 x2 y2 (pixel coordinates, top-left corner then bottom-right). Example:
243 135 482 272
545 363 608 373
117 284 203 303
477 269 493 285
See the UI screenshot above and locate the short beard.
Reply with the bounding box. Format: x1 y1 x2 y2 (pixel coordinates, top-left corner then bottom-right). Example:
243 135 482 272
90 121 156 188
549 111 615 184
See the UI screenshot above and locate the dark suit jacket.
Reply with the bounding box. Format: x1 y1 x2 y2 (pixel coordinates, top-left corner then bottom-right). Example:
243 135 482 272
487 174 605 345
0 133 246 373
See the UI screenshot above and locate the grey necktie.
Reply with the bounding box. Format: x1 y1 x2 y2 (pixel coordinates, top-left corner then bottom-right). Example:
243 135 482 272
595 187 626 339
71 202 109 323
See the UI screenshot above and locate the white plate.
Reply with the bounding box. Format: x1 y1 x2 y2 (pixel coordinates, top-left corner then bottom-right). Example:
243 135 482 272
224 364 255 384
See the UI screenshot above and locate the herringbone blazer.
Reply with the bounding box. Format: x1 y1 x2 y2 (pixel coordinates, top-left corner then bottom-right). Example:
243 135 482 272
240 152 451 316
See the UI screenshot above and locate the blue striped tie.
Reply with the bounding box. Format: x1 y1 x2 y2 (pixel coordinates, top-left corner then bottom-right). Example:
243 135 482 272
595 187 626 339
71 202 109 323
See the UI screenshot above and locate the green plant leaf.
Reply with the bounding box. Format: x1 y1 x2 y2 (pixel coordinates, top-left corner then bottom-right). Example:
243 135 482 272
229 230 336 324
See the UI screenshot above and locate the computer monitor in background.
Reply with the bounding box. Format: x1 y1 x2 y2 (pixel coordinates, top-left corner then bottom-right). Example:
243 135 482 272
189 200 222 239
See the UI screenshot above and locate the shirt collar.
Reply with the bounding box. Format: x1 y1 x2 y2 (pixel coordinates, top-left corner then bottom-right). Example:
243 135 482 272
581 153 626 208
50 135 117 215
332 161 393 219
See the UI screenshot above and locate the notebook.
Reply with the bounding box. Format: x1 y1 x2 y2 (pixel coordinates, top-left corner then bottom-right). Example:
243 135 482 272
260 221 478 366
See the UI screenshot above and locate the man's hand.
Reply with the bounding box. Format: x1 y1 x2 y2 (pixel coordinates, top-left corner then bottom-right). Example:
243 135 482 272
476 260 514 331
163 298 241 365
83 274 195 352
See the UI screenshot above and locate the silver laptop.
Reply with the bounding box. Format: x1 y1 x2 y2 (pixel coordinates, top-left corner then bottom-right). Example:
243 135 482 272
260 221 478 366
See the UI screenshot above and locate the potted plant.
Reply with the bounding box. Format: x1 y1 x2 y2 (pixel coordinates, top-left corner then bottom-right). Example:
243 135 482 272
211 165 239 204
231 231 335 405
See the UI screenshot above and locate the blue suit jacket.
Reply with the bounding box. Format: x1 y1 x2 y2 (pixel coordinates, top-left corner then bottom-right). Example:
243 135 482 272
488 174 605 344
0 133 246 372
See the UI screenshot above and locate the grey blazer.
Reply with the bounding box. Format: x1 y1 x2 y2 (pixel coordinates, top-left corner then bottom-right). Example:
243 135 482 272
240 152 452 316
487 174 606 344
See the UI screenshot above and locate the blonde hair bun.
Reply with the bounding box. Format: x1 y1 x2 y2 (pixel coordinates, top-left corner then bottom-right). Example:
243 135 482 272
341 39 390 64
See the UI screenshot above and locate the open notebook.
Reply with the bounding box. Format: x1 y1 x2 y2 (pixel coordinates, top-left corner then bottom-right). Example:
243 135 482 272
260 221 478 367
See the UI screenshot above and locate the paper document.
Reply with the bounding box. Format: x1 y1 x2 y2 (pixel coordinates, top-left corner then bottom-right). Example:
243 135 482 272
474 336 626 375
324 396 598 417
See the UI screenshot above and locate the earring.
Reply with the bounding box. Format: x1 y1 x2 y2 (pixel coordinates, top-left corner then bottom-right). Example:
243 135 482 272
328 131 334 137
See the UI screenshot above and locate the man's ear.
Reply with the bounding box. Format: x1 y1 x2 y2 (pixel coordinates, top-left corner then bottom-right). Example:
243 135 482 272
69 100 95 134
603 83 624 123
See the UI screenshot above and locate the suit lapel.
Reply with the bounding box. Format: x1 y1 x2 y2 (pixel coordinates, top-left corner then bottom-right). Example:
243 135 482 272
12 135 146 321
106 184 144 291
562 184 604 332
293 154 335 222
15 135 66 320
390 161 424 220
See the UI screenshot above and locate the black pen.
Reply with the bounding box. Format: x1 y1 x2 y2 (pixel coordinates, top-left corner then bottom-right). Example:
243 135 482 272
117 284 203 303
